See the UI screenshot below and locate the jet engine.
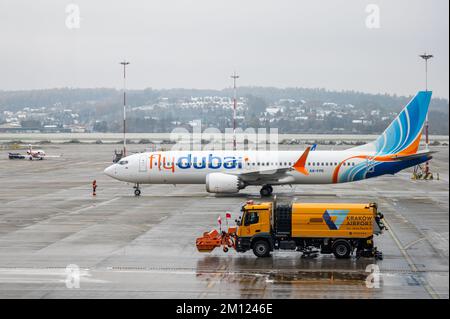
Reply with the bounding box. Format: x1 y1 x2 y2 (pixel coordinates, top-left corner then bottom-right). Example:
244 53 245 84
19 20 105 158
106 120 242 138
205 173 244 193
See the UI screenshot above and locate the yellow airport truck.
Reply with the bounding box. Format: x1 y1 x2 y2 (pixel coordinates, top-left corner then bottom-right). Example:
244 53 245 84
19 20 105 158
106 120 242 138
196 200 385 259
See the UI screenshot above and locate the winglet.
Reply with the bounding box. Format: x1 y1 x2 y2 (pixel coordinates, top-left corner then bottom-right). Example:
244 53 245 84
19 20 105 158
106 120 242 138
293 147 311 175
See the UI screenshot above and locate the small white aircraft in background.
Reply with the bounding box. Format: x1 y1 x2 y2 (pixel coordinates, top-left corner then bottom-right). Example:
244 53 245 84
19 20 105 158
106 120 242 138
8 144 62 160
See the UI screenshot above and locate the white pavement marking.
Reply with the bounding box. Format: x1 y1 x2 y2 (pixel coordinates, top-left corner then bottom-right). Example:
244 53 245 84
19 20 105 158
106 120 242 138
68 197 121 215
404 237 427 250
383 217 439 299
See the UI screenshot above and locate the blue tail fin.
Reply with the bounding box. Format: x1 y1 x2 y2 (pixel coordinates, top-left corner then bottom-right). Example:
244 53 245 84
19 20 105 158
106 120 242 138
351 91 432 155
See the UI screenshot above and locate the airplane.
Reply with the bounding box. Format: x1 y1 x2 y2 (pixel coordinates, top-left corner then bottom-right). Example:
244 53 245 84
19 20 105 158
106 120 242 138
8 144 62 160
104 91 434 197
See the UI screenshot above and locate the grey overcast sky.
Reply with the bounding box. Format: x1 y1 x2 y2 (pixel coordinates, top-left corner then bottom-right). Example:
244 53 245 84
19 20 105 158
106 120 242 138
0 0 448 98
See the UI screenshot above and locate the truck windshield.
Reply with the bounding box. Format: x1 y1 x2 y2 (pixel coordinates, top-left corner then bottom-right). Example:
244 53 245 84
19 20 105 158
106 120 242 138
244 211 259 225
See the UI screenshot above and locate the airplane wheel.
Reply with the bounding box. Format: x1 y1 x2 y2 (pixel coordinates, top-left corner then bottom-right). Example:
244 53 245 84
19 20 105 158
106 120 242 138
134 189 141 196
260 186 272 197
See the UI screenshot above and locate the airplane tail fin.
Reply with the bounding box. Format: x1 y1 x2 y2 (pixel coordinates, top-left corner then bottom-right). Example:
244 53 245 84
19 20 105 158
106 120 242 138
350 91 432 156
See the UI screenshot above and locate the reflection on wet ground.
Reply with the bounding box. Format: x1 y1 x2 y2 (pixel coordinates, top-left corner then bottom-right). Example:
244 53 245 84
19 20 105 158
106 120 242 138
195 255 378 298
196 255 374 283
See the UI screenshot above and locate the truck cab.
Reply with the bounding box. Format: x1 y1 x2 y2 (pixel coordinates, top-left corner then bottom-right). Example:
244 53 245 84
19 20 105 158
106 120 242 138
235 201 275 257
237 202 272 237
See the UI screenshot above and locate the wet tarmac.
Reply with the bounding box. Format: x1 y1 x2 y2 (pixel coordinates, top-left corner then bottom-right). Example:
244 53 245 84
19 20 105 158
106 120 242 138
0 144 448 298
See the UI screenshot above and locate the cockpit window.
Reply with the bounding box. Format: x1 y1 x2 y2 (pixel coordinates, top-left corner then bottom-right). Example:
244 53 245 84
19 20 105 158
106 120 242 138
118 160 128 165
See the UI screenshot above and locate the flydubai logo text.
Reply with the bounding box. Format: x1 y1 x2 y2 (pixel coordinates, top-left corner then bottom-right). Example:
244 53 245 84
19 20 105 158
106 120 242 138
322 210 350 230
149 154 247 173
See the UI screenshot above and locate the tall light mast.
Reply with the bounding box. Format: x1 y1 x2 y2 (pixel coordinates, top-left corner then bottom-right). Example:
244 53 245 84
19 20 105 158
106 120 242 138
120 60 130 156
231 72 239 151
419 53 433 175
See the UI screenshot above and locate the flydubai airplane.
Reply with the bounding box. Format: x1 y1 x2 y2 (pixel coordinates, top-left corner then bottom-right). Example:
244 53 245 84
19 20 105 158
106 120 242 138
104 91 434 197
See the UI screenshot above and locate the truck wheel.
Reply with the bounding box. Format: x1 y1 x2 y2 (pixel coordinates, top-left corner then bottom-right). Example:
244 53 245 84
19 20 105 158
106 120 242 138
253 240 271 258
332 240 351 259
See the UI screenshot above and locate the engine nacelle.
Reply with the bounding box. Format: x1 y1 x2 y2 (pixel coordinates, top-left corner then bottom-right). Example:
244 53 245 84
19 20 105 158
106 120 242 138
206 173 244 193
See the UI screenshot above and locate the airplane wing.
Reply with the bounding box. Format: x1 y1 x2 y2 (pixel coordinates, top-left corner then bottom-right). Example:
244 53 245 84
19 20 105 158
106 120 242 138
44 155 63 158
28 154 63 160
235 167 293 183
232 147 311 184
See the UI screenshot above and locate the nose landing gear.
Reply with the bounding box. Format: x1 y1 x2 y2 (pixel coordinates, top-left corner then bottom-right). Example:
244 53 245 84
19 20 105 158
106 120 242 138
260 185 273 197
133 183 141 196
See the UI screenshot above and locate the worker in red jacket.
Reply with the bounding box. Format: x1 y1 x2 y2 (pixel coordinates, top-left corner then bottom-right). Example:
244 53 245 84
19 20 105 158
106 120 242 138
92 180 97 196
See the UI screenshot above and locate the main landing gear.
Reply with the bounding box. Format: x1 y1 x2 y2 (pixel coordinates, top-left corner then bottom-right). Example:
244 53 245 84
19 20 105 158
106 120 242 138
260 185 273 197
133 183 141 196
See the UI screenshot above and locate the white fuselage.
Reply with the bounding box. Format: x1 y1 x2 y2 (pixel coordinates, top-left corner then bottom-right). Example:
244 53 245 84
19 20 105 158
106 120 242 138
104 150 372 185
102 91 433 193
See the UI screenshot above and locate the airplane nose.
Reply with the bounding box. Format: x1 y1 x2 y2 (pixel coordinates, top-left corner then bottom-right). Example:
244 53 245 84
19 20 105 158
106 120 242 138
104 164 116 178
